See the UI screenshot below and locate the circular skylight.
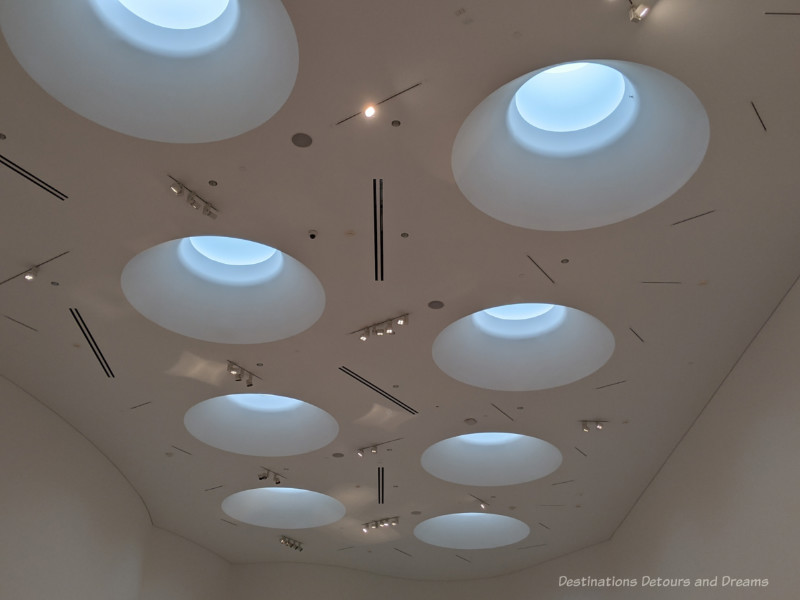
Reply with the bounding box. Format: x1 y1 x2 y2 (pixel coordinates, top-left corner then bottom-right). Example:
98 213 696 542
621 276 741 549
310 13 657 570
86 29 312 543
473 303 564 339
184 394 338 456
451 60 710 230
432 303 614 391
2 0 298 142
515 63 626 132
414 513 530 550
422 433 562 486
222 488 346 529
121 237 325 344
117 0 230 29
189 236 278 266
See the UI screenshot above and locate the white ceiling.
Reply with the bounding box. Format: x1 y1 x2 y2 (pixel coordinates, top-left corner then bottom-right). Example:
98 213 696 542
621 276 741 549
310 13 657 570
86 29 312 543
1 0 799 581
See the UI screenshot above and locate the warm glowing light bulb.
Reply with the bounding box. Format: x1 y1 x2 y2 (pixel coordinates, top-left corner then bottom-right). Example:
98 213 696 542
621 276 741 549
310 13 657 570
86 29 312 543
364 105 376 118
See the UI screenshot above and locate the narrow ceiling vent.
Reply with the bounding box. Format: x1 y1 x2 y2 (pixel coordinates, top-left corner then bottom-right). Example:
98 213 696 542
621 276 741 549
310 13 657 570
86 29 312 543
69 308 114 377
0 153 68 200
339 366 418 414
378 467 385 504
373 178 384 281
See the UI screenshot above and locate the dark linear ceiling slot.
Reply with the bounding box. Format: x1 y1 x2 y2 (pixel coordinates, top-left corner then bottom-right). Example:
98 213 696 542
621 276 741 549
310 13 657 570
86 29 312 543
393 547 413 558
0 152 68 200
170 445 192 455
220 519 238 526
204 485 224 492
339 366 418 414
750 101 768 131
595 380 626 390
538 522 550 530
378 467 385 504
455 554 471 563
526 255 555 284
629 327 645 343
129 401 151 410
671 209 715 226
69 308 114 378
518 544 547 550
640 281 682 284
574 447 588 457
4 315 38 332
491 402 514 421
373 179 384 281
551 479 574 486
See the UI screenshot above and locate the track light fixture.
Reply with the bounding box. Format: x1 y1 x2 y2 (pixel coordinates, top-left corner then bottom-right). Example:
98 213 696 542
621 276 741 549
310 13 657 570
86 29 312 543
628 1 650 22
23 267 38 281
226 360 260 388
167 176 219 219
361 516 399 532
351 313 409 342
356 437 403 457
581 420 608 432
258 468 286 485
279 535 303 552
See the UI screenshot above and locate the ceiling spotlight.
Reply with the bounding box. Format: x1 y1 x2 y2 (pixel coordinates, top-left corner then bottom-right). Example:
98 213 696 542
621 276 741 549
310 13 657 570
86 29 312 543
235 371 243 382
390 518 398 526
375 326 385 336
364 105 376 118
370 446 378 454
370 522 378 529
227 361 240 375
356 449 364 457
202 205 218 220
596 421 603 430
273 473 281 485
582 421 590 433
279 535 303 552
187 193 200 209
628 2 650 21
386 322 395 335
169 181 184 195
246 373 254 388
359 329 369 342
396 315 407 326
23 267 38 281
362 525 369 533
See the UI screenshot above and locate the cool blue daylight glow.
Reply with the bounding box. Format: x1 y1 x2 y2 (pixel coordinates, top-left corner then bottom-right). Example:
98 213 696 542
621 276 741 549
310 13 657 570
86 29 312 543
117 0 230 29
514 63 626 132
189 236 277 266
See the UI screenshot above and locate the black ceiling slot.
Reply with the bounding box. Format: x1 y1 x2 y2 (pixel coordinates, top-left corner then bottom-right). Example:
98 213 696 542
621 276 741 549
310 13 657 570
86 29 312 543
339 366 418 414
373 178 384 281
69 308 114 378
378 467 385 504
0 153 68 200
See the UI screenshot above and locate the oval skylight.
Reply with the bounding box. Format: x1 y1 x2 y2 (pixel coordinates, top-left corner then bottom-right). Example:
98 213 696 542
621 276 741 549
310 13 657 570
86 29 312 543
121 237 325 344
515 63 626 132
451 60 710 230
414 513 530 550
473 303 564 339
184 394 338 457
2 1 298 142
432 303 614 391
117 0 230 29
189 236 278 266
222 488 346 529
421 433 562 486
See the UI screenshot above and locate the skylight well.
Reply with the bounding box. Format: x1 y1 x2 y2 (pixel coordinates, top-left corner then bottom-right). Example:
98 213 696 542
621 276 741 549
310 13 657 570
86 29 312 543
117 0 230 29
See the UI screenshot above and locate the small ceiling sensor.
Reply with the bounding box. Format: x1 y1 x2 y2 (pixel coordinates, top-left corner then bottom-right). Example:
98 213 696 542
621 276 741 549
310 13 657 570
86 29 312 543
628 2 650 21
364 105 377 118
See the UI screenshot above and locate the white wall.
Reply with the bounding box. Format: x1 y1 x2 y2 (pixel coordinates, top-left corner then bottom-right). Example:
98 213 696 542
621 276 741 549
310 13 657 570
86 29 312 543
0 376 151 600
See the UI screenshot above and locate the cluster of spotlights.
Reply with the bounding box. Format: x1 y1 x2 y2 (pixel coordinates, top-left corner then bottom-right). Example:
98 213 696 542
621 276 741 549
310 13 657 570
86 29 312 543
168 176 218 219
582 420 607 432
258 469 282 485
279 535 303 552
357 314 408 341
361 517 399 532
227 361 256 388
628 1 650 21
356 446 378 457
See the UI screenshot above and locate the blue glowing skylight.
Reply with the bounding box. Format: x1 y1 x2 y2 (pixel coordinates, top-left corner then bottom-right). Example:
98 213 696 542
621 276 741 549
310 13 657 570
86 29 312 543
514 63 626 132
189 236 277 266
482 303 554 320
457 432 524 446
228 394 304 413
117 0 230 29
473 303 566 339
